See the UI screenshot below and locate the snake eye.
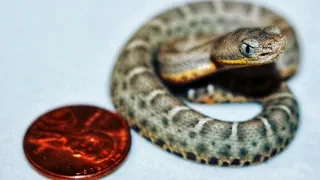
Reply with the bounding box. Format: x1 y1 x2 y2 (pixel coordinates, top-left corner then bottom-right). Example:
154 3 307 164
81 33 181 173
241 44 255 57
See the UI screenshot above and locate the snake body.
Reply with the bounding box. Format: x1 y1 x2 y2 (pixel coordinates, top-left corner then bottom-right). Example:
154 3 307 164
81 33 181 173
111 1 300 167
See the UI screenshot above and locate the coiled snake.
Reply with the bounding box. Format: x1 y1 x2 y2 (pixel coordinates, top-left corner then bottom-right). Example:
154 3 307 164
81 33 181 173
111 1 300 167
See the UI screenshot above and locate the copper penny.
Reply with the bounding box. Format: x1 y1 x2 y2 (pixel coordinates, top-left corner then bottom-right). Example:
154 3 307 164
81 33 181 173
23 105 131 179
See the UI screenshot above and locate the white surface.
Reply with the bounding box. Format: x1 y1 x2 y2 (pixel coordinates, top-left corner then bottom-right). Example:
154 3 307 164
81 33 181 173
0 0 319 179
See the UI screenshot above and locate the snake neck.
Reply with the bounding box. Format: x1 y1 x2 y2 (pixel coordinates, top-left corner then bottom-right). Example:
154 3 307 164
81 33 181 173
158 35 218 84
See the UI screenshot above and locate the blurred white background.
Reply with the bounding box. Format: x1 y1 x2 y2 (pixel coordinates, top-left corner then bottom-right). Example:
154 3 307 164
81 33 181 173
0 0 319 179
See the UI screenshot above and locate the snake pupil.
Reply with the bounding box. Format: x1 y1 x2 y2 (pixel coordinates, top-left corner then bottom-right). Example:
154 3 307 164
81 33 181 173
246 45 251 54
242 44 255 56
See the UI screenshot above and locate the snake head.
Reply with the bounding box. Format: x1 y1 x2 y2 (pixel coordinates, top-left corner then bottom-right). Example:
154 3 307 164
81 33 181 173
212 26 287 66
240 26 287 64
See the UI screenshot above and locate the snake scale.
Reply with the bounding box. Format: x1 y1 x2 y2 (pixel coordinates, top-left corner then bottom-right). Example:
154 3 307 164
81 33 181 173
111 0 300 167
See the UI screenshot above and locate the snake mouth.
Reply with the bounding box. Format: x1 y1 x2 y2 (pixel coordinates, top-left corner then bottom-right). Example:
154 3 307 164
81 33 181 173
260 52 271 57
